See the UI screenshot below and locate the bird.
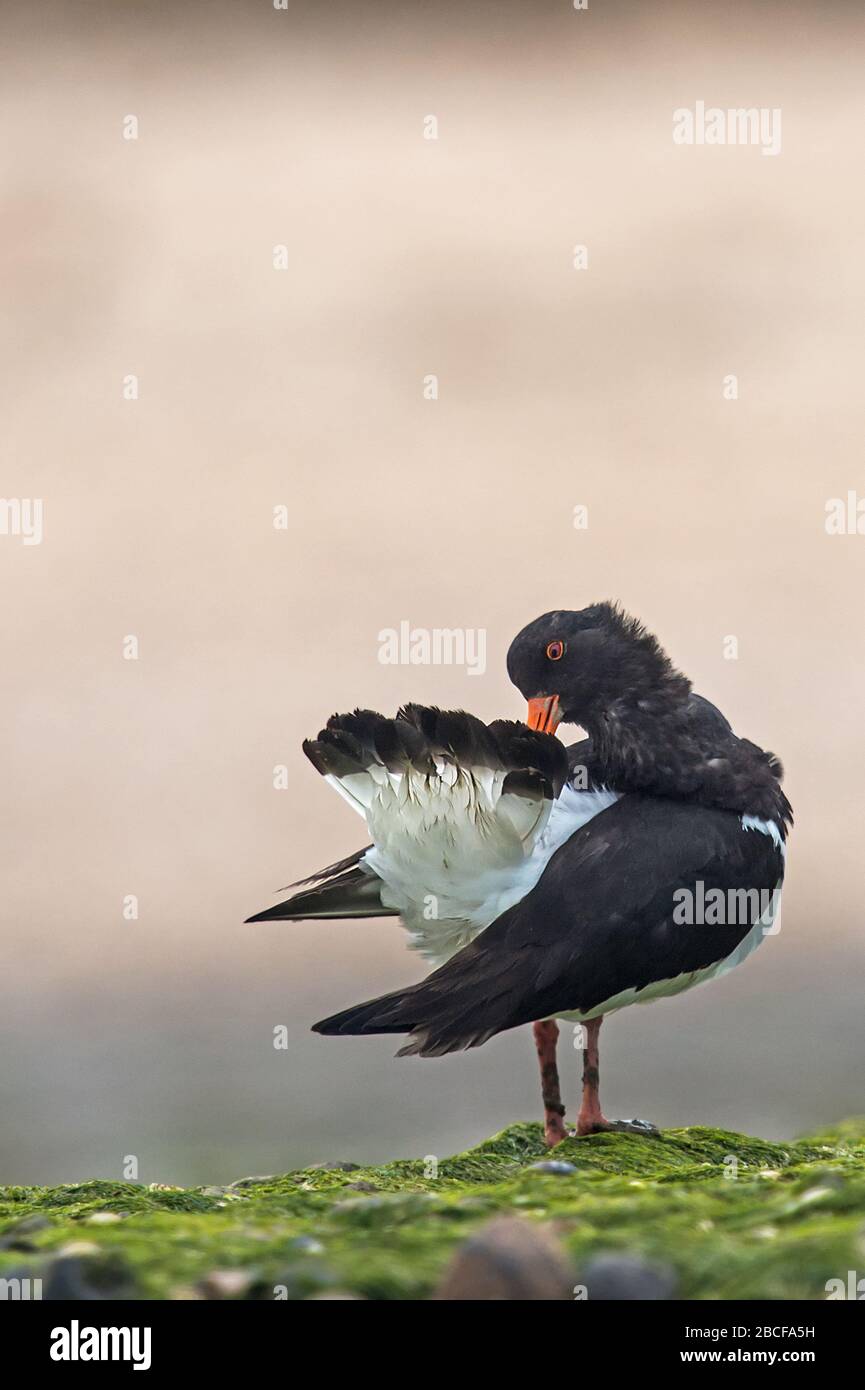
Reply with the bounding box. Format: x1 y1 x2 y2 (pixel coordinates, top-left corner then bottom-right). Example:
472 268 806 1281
247 603 791 1144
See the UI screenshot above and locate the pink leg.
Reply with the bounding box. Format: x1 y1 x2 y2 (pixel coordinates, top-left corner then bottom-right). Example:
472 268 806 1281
532 1019 567 1147
576 1016 661 1138
576 1017 607 1135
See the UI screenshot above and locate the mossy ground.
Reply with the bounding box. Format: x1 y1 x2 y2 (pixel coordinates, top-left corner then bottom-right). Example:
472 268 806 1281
3 1120 864 1299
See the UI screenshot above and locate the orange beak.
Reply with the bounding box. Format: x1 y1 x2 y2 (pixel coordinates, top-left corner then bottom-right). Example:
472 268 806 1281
526 695 562 734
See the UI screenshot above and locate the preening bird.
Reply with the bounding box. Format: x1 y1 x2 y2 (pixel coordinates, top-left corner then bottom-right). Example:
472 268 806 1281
247 604 791 1145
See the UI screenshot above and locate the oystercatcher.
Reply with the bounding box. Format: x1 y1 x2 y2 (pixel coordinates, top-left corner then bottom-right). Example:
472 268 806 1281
248 604 791 1144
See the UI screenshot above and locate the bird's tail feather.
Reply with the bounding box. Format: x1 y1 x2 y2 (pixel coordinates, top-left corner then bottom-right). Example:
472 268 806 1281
312 984 426 1036
245 866 396 923
312 940 519 1056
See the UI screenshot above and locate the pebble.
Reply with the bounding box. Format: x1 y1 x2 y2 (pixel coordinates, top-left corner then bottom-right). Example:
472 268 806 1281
434 1215 574 1300
289 1236 325 1255
43 1251 137 1301
580 1253 677 1300
199 1268 256 1299
0 1214 51 1251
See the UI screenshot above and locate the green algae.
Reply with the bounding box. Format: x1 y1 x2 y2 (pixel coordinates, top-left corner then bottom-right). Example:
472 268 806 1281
2 1120 864 1300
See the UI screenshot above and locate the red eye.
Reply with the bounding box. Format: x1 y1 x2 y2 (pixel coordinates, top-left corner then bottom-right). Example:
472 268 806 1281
546 640 565 661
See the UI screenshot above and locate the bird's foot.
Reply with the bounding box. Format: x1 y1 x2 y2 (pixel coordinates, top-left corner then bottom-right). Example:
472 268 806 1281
543 1109 568 1148
574 1116 660 1138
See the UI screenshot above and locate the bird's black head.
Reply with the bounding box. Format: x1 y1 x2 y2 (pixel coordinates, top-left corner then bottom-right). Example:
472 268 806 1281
506 603 690 732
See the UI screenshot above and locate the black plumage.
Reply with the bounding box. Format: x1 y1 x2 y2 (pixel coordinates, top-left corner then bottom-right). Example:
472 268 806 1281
312 795 785 1053
302 705 567 798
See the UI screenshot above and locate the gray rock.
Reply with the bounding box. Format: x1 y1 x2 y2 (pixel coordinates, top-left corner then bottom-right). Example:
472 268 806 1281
529 1160 578 1175
580 1253 677 1300
43 1252 137 1301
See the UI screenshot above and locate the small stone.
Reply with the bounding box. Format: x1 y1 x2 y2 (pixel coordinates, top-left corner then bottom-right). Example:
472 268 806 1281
289 1236 325 1255
86 1212 123 1225
343 1181 380 1193
580 1253 677 1301
44 1252 137 1301
781 1185 833 1216
228 1175 277 1189
802 1185 832 1201
7 1214 50 1235
434 1215 574 1300
199 1268 256 1299
308 1160 362 1173
529 1160 577 1176
0 1214 51 1250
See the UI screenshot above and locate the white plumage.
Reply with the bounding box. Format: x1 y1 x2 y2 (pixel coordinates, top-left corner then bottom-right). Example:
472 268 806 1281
325 757 618 966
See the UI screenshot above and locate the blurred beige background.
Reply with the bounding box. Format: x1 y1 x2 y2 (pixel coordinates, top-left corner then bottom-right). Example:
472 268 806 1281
1 0 863 1184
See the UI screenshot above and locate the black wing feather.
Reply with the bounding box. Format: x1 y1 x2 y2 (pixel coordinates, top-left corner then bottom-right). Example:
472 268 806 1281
313 796 784 1053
